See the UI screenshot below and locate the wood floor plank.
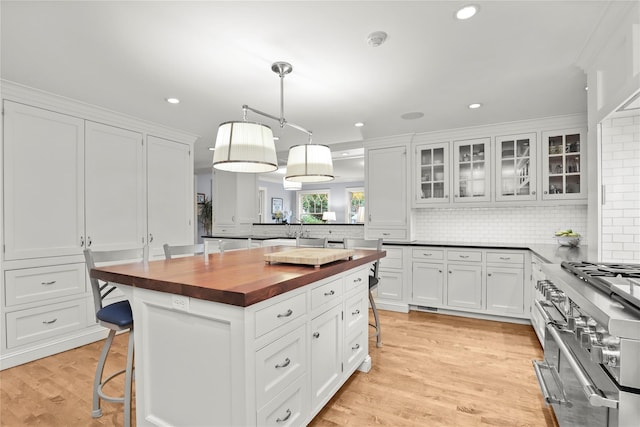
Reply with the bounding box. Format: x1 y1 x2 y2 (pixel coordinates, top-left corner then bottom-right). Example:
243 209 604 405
0 310 557 427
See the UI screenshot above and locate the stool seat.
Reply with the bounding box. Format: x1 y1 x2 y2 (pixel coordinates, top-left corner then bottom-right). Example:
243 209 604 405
97 301 133 328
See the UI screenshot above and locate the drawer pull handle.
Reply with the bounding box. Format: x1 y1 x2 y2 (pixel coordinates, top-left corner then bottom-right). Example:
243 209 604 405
352 343 360 351
276 409 292 423
352 309 360 315
423 253 432 256
313 332 320 339
324 290 335 296
459 255 469 259
382 233 390 236
277 309 293 318
499 257 511 260
42 318 58 325
353 278 362 283
275 358 291 369
41 281 57 286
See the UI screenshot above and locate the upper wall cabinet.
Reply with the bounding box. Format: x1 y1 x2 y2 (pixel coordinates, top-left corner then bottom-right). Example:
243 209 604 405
495 133 537 202
415 142 450 205
3 101 85 260
541 128 586 200
452 138 491 203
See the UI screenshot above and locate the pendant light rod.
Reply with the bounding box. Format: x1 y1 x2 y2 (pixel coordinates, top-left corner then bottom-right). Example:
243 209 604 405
241 61 313 139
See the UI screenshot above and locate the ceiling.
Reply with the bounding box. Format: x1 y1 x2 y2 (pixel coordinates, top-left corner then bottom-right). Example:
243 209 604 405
0 1 620 182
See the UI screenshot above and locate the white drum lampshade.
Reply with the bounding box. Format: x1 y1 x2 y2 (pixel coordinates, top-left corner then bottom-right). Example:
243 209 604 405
285 144 334 182
322 212 336 222
213 121 278 173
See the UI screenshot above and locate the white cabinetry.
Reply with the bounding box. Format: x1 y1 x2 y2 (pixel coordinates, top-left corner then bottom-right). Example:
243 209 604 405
85 121 145 251
3 101 85 260
1 84 196 369
147 135 193 257
495 133 537 201
415 142 449 205
486 251 526 316
365 140 411 240
446 252 483 310
213 169 257 234
375 246 409 312
310 303 343 413
411 248 444 306
542 128 586 200
453 138 491 203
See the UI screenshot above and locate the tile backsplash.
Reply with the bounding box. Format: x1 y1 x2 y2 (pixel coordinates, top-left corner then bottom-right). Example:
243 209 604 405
414 205 588 244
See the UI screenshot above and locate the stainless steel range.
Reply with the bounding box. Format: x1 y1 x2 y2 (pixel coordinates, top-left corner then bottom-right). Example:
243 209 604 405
533 261 640 427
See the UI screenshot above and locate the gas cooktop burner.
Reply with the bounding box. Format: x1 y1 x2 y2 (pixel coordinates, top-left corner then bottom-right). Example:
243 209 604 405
562 261 640 313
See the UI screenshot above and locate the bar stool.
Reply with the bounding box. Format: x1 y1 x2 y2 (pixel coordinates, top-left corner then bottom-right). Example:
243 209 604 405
83 247 146 427
344 238 383 347
296 237 328 247
163 243 204 259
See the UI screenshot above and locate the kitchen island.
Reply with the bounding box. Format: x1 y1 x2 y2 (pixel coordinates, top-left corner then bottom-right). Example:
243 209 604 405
90 246 384 427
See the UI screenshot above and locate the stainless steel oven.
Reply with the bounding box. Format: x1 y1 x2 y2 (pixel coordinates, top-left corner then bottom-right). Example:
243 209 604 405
533 262 640 427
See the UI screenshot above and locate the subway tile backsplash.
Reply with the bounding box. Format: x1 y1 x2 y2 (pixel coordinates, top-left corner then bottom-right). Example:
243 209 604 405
413 205 588 244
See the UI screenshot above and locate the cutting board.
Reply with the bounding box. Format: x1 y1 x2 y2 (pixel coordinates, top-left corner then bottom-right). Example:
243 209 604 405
264 248 355 268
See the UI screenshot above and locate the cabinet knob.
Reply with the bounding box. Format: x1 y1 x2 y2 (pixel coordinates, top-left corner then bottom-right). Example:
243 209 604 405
352 344 360 351
488 273 492 277
532 191 536 195
277 309 293 318
448 271 452 274
352 309 360 315
80 236 85 247
313 332 320 339
87 236 92 247
324 290 335 296
544 191 548 194
149 233 154 243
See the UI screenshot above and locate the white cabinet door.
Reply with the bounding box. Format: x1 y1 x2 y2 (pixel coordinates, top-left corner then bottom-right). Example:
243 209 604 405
213 169 237 227
3 101 85 260
495 133 537 201
412 262 444 306
377 270 403 301
415 142 450 205
542 128 586 200
310 304 343 413
446 264 483 309
147 135 193 257
85 121 145 251
366 145 407 228
486 267 525 315
452 138 491 203
235 172 258 226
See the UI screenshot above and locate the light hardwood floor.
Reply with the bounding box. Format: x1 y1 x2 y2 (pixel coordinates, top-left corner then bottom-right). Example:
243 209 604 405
0 310 558 427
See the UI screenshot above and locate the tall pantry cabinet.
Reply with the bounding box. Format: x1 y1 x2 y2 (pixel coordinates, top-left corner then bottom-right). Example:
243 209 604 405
1 83 197 369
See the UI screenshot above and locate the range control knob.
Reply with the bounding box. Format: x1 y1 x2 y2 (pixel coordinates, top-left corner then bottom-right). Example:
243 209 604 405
591 346 621 367
596 332 621 347
567 316 587 332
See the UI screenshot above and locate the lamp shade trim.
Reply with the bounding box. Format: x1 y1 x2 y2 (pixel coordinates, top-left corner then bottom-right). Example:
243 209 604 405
285 143 334 182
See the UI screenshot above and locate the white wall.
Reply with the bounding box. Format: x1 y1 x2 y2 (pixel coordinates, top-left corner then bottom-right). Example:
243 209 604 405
600 113 640 261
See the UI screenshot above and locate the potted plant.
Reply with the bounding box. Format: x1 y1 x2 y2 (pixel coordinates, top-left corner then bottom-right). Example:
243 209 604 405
198 196 212 235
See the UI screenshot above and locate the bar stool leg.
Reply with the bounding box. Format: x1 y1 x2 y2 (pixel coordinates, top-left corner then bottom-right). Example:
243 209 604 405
93 329 116 417
124 328 135 427
369 289 382 348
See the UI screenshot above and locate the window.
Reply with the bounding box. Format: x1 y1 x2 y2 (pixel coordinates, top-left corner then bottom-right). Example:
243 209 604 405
298 190 329 223
347 188 365 223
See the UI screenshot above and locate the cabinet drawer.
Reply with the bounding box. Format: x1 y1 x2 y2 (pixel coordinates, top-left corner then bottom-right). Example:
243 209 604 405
256 375 306 427
367 228 407 240
447 250 482 263
412 248 444 260
255 325 306 409
379 247 403 269
6 298 87 348
311 277 343 312
487 252 524 265
255 293 307 338
344 267 368 295
345 292 367 336
344 329 367 374
4 263 86 307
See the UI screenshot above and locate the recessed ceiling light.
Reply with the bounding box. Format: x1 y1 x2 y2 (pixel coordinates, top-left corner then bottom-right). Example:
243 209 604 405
273 136 280 141
342 152 349 156
468 103 482 109
456 5 478 20
165 97 180 104
366 31 388 47
354 122 365 127
208 147 215 151
401 111 424 120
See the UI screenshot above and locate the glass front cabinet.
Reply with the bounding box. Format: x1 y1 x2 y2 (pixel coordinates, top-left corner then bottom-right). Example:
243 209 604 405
415 142 449 205
453 138 491 203
542 128 586 200
495 133 537 201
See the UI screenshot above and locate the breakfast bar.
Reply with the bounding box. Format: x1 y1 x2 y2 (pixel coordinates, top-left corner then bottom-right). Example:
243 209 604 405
90 246 385 426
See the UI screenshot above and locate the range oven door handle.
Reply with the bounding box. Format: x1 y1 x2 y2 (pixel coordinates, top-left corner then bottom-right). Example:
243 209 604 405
532 360 570 406
538 302 619 410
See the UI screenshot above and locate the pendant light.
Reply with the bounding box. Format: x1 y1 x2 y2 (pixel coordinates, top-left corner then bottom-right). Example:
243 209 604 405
214 61 333 181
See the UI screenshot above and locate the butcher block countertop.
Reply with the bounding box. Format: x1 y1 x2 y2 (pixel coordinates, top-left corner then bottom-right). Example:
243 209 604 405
90 245 385 307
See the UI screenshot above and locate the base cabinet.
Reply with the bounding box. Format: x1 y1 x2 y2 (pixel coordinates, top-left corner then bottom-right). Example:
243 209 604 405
121 265 370 426
486 267 525 315
446 264 483 310
412 262 444 306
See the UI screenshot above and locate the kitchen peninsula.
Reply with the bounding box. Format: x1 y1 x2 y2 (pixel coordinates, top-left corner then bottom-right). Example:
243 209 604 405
90 246 384 426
